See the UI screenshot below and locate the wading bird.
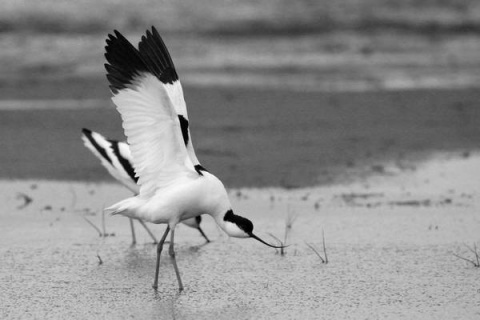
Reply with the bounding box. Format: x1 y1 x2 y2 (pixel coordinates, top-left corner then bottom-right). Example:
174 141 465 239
82 128 211 244
104 26 284 291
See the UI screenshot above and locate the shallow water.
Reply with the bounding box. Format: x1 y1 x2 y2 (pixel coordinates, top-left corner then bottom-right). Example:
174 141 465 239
2 87 480 189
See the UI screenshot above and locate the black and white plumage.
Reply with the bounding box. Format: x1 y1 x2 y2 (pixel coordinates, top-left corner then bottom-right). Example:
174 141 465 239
103 27 283 291
81 128 210 243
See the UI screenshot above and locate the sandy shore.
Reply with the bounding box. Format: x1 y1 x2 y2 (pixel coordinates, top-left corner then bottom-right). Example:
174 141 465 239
1 152 479 319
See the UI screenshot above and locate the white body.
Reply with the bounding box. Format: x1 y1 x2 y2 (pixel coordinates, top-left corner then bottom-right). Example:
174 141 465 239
112 170 230 229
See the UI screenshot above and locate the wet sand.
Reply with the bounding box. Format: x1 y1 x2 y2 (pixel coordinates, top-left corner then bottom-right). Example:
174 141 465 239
1 153 479 319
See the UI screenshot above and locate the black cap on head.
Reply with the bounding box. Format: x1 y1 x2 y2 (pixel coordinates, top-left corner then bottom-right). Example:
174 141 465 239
223 209 253 234
223 210 286 249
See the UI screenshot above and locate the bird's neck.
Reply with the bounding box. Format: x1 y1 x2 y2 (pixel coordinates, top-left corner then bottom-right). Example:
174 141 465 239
202 172 230 229
211 210 230 234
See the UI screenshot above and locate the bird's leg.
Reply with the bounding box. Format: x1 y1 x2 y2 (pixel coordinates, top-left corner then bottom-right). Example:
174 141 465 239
152 226 170 290
194 216 210 243
197 226 210 243
129 218 136 245
137 219 158 244
169 228 184 292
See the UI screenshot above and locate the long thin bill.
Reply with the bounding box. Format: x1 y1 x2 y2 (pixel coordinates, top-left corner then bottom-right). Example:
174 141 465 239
250 233 287 249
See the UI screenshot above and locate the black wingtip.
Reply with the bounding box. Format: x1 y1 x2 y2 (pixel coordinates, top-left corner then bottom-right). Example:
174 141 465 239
137 26 178 84
104 27 179 92
82 128 92 136
104 29 147 93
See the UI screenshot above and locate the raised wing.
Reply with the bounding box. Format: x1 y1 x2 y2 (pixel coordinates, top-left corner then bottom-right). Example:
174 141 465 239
81 128 139 193
105 29 196 198
137 27 203 171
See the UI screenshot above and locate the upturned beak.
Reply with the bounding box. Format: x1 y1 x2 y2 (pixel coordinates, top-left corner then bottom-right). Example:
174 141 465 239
249 233 288 249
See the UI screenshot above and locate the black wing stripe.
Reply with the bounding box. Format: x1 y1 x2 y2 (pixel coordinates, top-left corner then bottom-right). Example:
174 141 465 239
82 128 112 164
110 141 138 183
178 115 189 145
194 165 208 175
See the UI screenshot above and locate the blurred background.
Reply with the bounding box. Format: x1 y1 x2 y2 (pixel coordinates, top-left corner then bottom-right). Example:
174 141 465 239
1 0 480 187
3 0 480 91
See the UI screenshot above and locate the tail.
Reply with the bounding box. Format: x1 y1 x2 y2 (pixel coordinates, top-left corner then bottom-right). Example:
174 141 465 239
104 196 145 219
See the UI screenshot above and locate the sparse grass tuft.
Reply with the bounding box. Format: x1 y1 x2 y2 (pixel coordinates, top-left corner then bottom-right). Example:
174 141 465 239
269 209 297 256
83 216 102 237
268 233 285 255
96 253 103 265
68 185 77 210
453 243 480 267
284 210 297 240
306 229 328 264
83 205 115 237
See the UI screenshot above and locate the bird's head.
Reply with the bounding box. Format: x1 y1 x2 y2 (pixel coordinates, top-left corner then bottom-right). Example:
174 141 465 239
223 210 286 249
